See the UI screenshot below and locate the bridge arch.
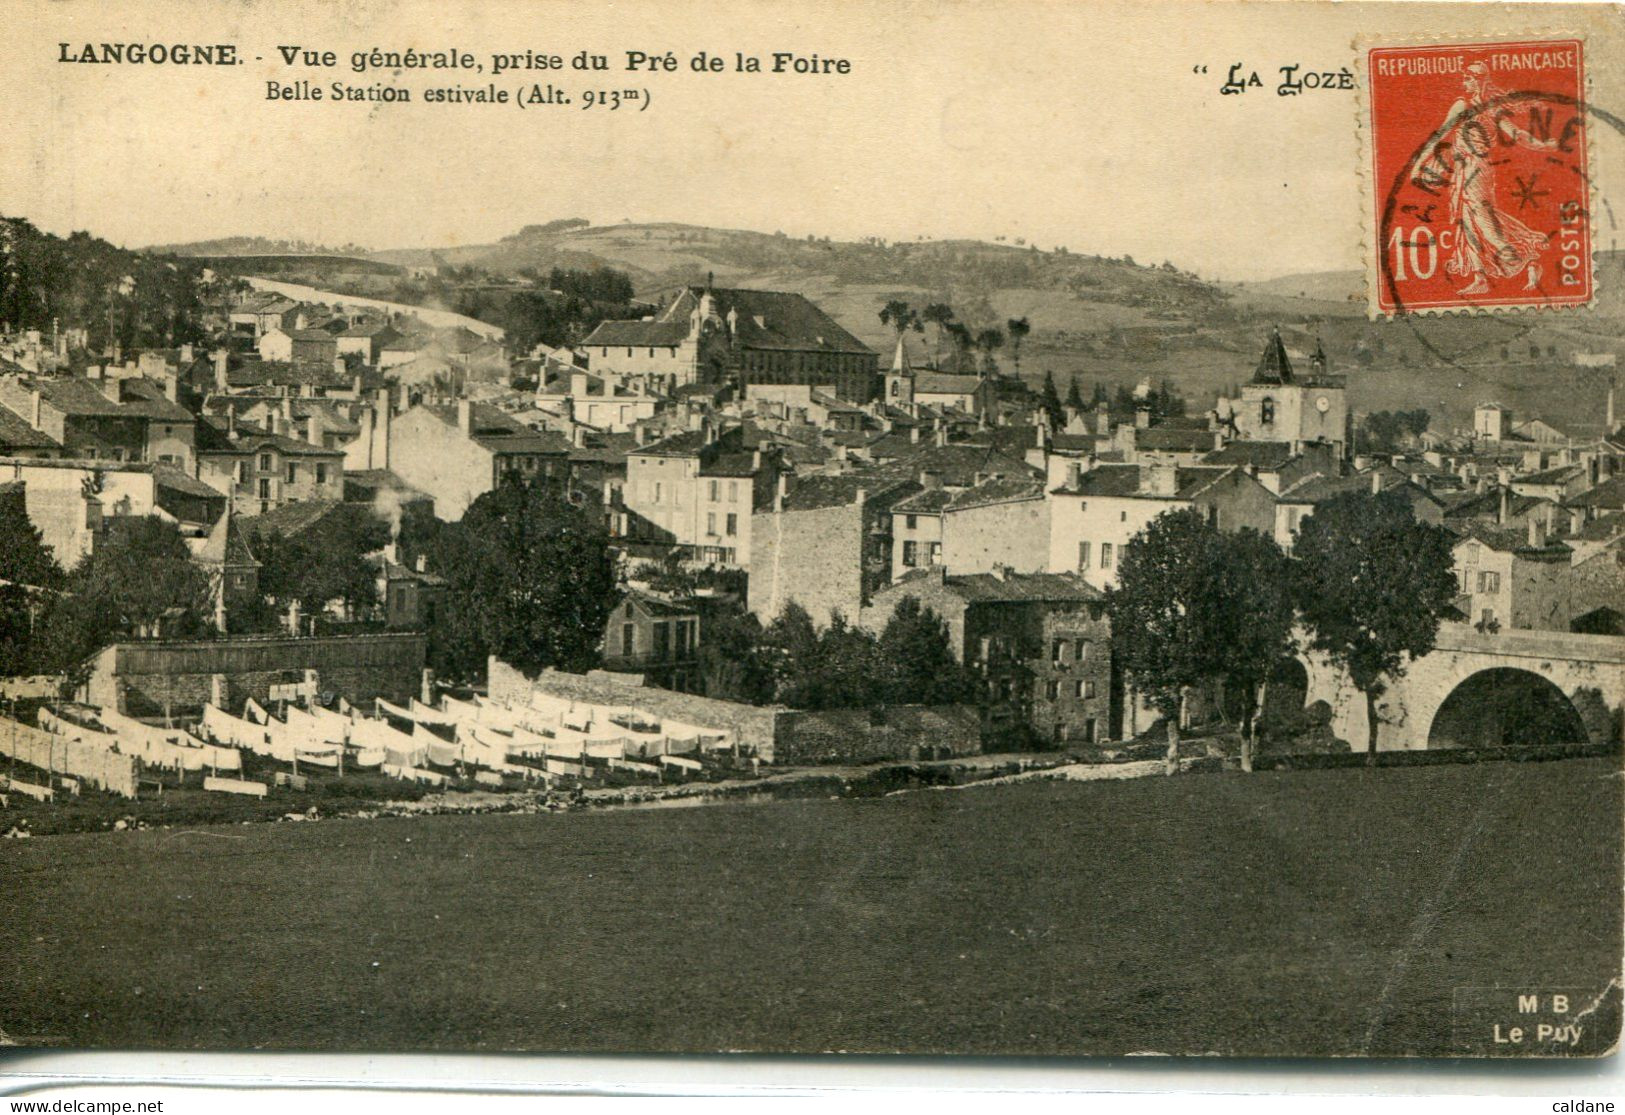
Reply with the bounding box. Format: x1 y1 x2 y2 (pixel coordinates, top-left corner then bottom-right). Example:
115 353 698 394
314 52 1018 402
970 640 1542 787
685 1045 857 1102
1426 667 1592 749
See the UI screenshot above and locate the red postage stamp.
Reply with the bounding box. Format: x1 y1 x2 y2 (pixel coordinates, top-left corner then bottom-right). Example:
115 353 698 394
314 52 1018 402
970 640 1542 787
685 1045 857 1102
1363 37 1591 316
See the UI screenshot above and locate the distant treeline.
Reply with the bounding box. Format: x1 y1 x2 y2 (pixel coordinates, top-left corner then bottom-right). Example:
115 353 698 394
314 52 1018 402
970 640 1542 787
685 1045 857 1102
0 217 223 350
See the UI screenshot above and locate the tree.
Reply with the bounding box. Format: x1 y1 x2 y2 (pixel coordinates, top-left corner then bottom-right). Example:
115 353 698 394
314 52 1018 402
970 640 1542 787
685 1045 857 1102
694 608 773 705
1040 371 1066 433
945 322 975 373
878 299 921 342
1204 529 1297 771
1105 509 1224 773
1065 375 1086 413
974 327 1005 375
922 303 956 361
877 596 975 705
1292 491 1459 759
0 488 64 676
1006 317 1031 375
758 602 820 705
39 516 214 674
427 476 616 680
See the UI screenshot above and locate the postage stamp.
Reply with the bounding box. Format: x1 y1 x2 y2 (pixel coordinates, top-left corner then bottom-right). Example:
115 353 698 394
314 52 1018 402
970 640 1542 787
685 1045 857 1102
1362 36 1592 316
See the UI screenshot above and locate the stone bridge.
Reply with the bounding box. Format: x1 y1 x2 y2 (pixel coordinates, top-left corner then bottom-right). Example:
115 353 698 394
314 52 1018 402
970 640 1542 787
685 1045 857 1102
1296 623 1625 751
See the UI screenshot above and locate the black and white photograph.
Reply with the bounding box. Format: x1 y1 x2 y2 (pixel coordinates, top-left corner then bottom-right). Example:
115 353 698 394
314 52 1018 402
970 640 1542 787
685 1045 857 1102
0 0 1621 1094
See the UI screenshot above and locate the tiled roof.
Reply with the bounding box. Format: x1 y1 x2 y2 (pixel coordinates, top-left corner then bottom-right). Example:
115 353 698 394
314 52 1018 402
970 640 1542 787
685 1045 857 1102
0 403 61 450
891 487 954 514
1134 425 1219 452
419 403 572 456
1454 521 1571 557
1569 474 1625 509
152 464 225 500
582 320 691 347
1518 464 1586 485
195 416 344 458
1051 463 1231 500
16 376 193 421
1202 440 1297 469
945 476 1044 510
773 473 917 513
892 567 1101 604
915 373 983 395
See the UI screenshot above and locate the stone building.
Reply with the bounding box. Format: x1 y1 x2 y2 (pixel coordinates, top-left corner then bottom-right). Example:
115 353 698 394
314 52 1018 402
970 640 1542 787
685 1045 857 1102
582 283 878 401
863 568 1112 747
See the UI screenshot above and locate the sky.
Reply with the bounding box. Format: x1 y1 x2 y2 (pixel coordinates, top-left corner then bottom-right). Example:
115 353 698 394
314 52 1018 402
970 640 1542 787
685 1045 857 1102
3 0 1622 281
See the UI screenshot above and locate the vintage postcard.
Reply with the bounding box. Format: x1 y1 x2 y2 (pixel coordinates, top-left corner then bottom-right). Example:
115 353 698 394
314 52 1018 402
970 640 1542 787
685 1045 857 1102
0 0 1620 1070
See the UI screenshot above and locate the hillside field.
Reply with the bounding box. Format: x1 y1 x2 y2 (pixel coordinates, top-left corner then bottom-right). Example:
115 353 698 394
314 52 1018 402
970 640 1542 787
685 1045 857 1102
0 758 1618 1056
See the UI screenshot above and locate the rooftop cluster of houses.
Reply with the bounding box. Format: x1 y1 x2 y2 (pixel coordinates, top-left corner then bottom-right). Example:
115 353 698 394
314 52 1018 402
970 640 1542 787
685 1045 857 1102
3 280 1624 750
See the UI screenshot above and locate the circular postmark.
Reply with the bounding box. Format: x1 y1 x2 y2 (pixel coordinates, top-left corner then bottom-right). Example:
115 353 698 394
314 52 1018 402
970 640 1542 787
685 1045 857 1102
1378 86 1624 377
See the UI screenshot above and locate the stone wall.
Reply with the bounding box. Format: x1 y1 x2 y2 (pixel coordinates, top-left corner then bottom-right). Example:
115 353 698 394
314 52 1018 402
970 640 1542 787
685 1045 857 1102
774 705 982 765
87 633 427 718
749 501 865 627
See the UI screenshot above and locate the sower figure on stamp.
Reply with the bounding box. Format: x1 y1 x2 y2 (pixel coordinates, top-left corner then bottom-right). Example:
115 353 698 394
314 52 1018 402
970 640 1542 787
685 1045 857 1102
1418 61 1557 296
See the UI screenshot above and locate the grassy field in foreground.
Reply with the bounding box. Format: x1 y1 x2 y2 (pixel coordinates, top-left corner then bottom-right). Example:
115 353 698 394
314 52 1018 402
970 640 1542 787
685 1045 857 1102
0 759 1619 1056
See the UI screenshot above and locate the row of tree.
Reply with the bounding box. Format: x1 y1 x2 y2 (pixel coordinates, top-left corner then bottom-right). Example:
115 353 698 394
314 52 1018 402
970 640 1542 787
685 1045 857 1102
1107 491 1458 770
878 299 1032 376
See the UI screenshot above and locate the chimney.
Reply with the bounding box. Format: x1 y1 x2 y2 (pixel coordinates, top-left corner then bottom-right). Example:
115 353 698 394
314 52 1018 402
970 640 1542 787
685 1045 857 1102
934 424 948 448
910 425 921 444
1094 401 1110 436
1066 460 1082 489
1528 515 1546 549
457 398 473 435
281 397 294 423
1135 405 1150 430
752 449 763 472
774 472 789 512
99 377 121 404
1370 470 1384 495
308 407 327 449
226 408 237 437
29 389 42 430
161 372 178 404
180 343 194 366
1497 485 1510 524
416 554 427 573
353 372 364 397
1142 463 1178 497
214 350 229 392
1036 422 1048 451
572 424 588 448
920 469 943 490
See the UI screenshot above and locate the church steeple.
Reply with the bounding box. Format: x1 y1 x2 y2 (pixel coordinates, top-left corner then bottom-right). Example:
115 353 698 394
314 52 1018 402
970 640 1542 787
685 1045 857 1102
890 332 913 375
1253 326 1295 386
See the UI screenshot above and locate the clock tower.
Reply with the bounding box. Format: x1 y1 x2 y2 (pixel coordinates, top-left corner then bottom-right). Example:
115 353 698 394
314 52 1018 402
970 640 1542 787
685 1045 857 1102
1232 329 1347 457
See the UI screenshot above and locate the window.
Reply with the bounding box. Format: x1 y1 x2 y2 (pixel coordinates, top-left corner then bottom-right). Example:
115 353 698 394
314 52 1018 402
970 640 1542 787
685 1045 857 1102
285 463 297 484
1260 396 1276 425
1477 571 1501 593
1081 678 1097 699
1480 608 1496 627
653 481 662 502
1101 543 1114 568
1045 679 1060 701
259 453 272 472
621 622 635 656
257 478 271 500
1076 639 1089 662
1207 506 1220 529
395 587 408 610
1077 541 1091 571
1120 510 1127 522
709 480 720 501
728 481 738 502
725 513 737 536
928 541 941 564
653 621 670 658
905 514 917 530
707 511 717 535
902 540 918 567
316 464 328 484
236 461 248 484
1052 639 1066 665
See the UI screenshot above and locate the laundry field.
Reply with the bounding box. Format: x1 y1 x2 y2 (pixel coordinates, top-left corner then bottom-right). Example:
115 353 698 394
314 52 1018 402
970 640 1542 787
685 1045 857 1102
0 757 1618 1056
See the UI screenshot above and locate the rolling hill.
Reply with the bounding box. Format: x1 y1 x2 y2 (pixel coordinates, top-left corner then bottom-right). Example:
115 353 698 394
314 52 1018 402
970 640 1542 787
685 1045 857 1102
157 220 1625 436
